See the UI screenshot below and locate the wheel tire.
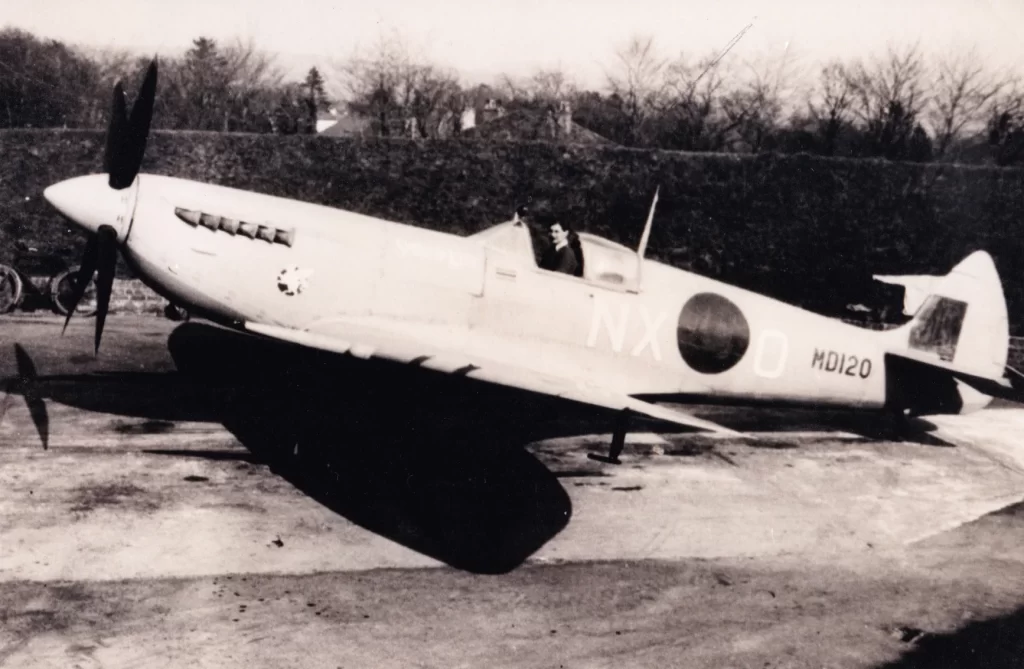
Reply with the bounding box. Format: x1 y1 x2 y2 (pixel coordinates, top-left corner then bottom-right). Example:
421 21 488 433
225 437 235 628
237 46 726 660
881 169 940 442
0 264 23 314
50 266 98 317
163 303 191 321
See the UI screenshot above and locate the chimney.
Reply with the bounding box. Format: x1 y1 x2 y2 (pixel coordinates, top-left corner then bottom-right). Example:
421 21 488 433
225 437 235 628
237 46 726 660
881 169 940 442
558 100 572 136
482 98 505 123
405 116 419 139
460 106 476 131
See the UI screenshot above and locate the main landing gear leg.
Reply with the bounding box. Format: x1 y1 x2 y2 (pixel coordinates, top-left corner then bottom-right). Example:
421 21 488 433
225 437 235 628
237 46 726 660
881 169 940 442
588 409 631 465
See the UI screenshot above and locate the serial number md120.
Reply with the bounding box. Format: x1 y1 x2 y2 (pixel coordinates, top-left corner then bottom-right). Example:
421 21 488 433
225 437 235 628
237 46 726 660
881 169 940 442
812 349 873 378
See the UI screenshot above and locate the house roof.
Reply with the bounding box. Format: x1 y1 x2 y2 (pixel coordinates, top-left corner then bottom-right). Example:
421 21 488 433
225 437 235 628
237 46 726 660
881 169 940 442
461 107 616 146
318 114 372 138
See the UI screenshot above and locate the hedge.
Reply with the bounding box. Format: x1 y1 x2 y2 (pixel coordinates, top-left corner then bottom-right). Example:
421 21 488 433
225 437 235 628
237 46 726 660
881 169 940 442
2 129 1022 331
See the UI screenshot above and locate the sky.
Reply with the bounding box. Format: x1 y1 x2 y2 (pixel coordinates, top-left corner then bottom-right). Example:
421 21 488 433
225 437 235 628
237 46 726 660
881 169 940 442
4 0 1023 92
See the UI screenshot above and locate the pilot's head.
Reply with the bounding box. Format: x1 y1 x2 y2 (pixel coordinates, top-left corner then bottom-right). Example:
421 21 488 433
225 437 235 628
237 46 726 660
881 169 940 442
548 222 569 247
533 213 566 243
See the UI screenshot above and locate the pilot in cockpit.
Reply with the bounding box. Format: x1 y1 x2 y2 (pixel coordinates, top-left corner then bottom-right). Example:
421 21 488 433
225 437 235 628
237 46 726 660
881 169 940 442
515 206 584 278
539 217 585 278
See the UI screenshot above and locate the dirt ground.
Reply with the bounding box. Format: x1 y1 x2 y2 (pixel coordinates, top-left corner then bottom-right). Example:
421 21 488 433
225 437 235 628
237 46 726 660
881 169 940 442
1 314 1023 668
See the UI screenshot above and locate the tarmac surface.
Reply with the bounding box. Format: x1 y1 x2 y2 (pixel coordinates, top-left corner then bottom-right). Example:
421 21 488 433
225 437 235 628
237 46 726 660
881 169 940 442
2 314 1024 668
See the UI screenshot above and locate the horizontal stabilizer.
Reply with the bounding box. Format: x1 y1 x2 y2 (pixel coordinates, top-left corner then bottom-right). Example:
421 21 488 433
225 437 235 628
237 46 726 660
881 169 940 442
873 274 942 316
888 351 1024 405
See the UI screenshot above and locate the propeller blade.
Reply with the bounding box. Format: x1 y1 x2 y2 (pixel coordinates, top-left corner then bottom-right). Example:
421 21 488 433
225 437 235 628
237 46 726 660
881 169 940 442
103 82 129 184
93 225 119 353
107 60 158 190
126 59 157 179
61 234 99 335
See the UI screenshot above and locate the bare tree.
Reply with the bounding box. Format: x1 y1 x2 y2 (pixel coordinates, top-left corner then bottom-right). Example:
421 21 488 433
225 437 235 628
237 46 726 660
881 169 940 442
222 38 283 90
335 33 413 135
928 49 1005 160
844 45 930 158
146 37 286 132
529 68 577 103
986 82 1024 165
217 38 286 131
335 32 462 138
806 61 854 155
846 45 927 124
494 73 527 101
491 67 579 114
657 50 730 150
84 46 137 106
604 35 668 146
719 50 798 153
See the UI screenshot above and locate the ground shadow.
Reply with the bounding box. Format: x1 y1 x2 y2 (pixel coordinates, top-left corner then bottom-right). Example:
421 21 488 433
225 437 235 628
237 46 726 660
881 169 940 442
3 321 975 569
4 323 586 573
878 605 1024 668
7 323 966 451
164 322 587 574
677 404 957 447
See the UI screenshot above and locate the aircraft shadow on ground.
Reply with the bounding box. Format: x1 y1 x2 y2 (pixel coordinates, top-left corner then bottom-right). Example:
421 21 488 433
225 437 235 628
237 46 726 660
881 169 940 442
687 406 955 448
165 322 593 574
877 604 1024 669
4 322 959 571
3 324 588 573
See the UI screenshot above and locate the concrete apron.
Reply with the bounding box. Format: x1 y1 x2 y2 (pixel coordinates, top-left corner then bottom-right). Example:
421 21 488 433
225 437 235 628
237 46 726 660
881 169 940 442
1 398 1023 582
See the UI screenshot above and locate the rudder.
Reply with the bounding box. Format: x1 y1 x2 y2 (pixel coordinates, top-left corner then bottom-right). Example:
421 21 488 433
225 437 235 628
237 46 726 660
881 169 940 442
902 251 1008 376
884 251 1009 413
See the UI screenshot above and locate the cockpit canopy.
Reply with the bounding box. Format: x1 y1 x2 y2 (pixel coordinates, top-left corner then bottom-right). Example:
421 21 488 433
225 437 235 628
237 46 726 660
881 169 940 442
576 233 640 287
469 219 536 261
470 220 642 290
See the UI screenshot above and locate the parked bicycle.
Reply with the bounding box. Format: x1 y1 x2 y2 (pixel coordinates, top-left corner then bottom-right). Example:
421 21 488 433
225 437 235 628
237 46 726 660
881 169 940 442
0 246 98 316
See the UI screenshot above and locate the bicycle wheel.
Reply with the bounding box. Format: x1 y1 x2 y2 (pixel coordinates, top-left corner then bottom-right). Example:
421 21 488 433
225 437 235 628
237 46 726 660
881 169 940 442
50 266 98 317
0 264 23 314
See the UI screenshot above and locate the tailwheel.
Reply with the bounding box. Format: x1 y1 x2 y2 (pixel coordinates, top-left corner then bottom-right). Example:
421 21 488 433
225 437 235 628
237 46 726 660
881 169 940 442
887 407 914 441
588 409 631 465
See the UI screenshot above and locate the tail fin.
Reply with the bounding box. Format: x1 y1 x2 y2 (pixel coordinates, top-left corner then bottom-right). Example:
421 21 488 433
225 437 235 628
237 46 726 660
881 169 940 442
899 251 1009 377
880 251 1010 413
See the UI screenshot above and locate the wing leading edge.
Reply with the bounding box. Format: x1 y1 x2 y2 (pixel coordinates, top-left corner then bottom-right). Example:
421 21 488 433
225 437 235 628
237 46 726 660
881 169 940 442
244 320 739 436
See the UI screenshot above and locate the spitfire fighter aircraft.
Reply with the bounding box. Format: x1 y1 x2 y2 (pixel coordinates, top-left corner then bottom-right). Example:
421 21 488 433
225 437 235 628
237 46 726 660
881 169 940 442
41 61 1024 463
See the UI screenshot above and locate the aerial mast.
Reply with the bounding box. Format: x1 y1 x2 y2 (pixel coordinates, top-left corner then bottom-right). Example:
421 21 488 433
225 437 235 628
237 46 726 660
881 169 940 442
635 186 660 290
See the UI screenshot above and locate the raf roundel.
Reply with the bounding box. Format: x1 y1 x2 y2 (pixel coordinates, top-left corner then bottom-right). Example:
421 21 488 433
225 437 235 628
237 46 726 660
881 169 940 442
276 266 313 296
676 293 750 374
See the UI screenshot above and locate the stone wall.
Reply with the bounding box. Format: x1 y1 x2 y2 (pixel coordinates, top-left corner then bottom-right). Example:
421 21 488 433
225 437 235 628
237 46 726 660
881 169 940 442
108 279 167 314
16 276 166 315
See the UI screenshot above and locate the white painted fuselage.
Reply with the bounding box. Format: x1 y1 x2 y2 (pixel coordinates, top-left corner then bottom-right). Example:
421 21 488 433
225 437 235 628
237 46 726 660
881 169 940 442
118 174 907 412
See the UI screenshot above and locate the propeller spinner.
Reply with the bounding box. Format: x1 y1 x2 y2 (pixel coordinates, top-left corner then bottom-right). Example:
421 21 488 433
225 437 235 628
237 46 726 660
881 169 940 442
43 59 157 353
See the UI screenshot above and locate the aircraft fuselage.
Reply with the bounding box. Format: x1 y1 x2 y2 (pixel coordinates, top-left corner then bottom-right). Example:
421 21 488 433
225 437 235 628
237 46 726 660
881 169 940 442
122 174 904 412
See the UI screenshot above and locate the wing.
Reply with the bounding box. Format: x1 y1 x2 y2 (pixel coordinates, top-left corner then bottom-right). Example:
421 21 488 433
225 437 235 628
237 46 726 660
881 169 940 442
245 318 739 436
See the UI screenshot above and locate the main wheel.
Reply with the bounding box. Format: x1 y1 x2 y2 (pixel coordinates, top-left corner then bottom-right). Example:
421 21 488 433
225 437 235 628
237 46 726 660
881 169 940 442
164 303 191 321
49 266 98 317
0 264 23 314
